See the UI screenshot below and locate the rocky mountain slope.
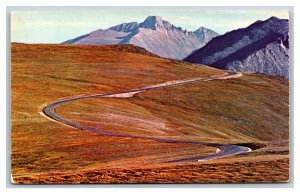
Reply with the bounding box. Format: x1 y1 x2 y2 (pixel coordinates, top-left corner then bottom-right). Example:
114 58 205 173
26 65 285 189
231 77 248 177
184 17 289 79
63 16 219 60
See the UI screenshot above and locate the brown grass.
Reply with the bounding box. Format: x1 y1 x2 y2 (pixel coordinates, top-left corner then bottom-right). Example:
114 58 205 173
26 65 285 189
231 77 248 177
130 74 289 142
11 43 289 184
13 157 289 184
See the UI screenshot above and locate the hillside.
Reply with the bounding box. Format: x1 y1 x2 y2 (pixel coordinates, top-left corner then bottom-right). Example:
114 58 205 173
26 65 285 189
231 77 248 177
11 43 289 183
11 43 222 177
184 16 289 79
63 16 219 60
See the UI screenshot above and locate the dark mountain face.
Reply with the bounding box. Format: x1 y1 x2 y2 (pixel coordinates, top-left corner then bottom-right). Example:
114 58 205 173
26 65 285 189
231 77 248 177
184 17 289 79
63 16 219 60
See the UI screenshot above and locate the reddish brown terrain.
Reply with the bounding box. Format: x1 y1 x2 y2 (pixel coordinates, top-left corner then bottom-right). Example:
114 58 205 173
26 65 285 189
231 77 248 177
11 43 289 183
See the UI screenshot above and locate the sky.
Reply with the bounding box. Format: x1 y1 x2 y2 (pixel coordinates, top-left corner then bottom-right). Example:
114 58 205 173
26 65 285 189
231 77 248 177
11 9 289 43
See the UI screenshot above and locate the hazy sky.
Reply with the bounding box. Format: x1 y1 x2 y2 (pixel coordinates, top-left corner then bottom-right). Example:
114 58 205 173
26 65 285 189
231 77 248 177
11 9 289 43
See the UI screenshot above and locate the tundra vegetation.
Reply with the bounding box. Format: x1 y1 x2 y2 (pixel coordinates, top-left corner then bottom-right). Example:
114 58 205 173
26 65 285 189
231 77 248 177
11 43 289 183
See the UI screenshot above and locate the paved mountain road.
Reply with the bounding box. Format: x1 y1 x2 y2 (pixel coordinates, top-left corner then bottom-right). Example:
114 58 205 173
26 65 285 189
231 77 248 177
42 72 251 163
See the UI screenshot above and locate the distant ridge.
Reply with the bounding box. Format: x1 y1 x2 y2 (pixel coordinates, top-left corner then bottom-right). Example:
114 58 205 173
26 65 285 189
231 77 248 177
63 16 219 60
184 16 289 79
105 44 160 57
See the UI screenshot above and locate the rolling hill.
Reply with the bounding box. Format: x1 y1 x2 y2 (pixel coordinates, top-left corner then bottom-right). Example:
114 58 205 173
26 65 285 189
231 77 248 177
11 43 289 183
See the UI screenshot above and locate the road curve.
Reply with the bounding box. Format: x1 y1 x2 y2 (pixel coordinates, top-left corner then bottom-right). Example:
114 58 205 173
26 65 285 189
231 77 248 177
42 72 251 163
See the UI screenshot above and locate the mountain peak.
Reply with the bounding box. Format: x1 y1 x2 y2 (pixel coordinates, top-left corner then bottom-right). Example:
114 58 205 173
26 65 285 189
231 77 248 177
193 27 219 42
139 16 167 30
268 16 280 21
194 27 209 33
145 16 163 23
249 16 289 35
253 16 281 25
261 16 286 26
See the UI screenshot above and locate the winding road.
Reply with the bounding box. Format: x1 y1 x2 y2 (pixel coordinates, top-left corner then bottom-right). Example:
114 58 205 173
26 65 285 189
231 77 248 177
42 72 251 163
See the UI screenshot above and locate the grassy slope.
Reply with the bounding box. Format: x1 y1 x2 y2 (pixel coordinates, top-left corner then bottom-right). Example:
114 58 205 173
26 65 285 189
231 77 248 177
11 43 289 183
57 74 289 143
131 74 289 142
14 158 289 183
11 44 220 176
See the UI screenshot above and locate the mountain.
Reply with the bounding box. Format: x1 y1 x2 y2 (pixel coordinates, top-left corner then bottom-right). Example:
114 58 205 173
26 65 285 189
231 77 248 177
184 16 289 79
63 16 219 60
